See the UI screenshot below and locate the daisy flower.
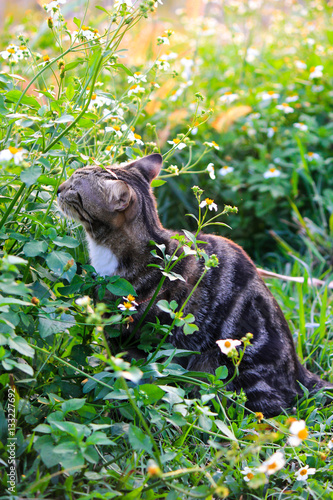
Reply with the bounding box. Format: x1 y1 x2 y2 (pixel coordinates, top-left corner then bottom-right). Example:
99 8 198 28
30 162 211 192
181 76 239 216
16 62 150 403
44 0 66 12
219 165 234 176
0 147 26 165
216 338 242 355
295 465 316 481
75 296 91 307
128 84 145 97
258 451 285 475
157 36 170 45
288 420 309 446
276 103 294 114
132 133 144 145
260 91 280 101
263 166 281 179
246 47 259 62
155 56 170 71
123 294 138 305
73 27 99 41
206 163 215 179
293 122 308 131
220 92 239 104
88 93 112 109
267 126 277 138
285 95 299 102
204 141 219 150
295 60 307 69
167 138 186 150
0 45 23 63
200 198 218 211
118 295 137 311
127 72 147 84
305 152 321 161
309 65 323 79
105 125 122 138
241 467 255 482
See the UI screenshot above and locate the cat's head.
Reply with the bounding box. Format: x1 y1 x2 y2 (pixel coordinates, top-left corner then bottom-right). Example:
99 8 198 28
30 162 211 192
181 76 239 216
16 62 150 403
57 153 163 237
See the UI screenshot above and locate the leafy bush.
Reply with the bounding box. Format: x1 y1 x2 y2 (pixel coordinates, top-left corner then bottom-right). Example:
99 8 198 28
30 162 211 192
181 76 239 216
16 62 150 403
0 1 332 499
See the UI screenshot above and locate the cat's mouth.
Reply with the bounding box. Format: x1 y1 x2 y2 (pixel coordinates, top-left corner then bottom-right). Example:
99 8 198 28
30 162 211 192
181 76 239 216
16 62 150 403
57 191 91 225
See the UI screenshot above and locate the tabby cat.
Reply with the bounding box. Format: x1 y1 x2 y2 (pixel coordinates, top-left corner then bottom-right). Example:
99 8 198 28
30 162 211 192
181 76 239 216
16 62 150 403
57 153 333 417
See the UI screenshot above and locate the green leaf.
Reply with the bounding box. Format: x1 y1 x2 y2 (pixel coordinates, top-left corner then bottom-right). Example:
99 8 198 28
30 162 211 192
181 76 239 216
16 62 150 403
34 435 59 468
112 63 134 76
37 175 58 187
106 278 136 297
55 114 74 124
53 236 80 248
73 17 81 28
151 179 166 187
215 420 237 441
20 166 42 187
128 424 153 454
183 323 198 335
5 90 40 108
215 365 228 380
23 240 48 257
62 398 86 414
85 432 115 446
46 251 77 282
135 384 165 405
8 336 34 357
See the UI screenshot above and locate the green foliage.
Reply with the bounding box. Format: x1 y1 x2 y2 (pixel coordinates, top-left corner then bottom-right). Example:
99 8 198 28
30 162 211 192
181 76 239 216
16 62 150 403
0 1 332 499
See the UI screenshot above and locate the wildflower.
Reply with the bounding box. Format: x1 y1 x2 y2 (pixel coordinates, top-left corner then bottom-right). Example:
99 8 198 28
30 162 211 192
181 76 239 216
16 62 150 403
285 95 299 102
255 412 264 422
258 451 285 475
128 84 145 97
305 152 321 162
328 437 333 449
220 92 239 104
0 147 26 165
127 72 147 84
157 36 170 45
276 103 294 114
76 296 91 307
147 463 161 477
241 467 255 482
219 165 234 176
267 127 277 138
206 163 215 179
74 27 98 41
155 56 170 71
260 91 280 101
309 65 323 79
204 141 219 150
114 0 133 10
312 85 324 93
200 198 218 211
167 138 186 150
246 47 259 62
31 297 40 306
44 0 66 11
180 57 194 79
167 165 180 175
295 60 307 69
105 125 122 138
88 93 112 109
43 54 50 62
123 294 138 305
288 420 309 446
216 338 242 355
118 301 137 311
295 465 316 481
0 45 23 63
263 166 281 179
293 122 308 131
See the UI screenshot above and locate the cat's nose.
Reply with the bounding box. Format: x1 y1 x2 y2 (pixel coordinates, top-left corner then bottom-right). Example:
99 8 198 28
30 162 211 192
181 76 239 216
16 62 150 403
57 183 65 196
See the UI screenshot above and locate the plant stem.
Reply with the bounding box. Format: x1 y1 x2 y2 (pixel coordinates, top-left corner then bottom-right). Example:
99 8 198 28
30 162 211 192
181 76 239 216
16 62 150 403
0 183 25 231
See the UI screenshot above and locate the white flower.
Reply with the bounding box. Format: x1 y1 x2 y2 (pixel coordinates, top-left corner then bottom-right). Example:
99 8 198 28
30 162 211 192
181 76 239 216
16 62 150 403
309 65 323 79
220 92 239 104
157 36 170 45
127 72 147 84
263 166 281 179
162 52 177 61
88 93 112 109
118 299 137 311
295 465 316 481
122 294 138 306
241 467 255 482
167 139 186 150
293 122 308 131
128 84 145 97
167 165 179 175
305 152 321 162
75 296 91 307
295 60 307 69
44 0 66 12
0 147 26 165
155 56 170 71
73 27 98 41
204 141 219 150
260 91 280 101
267 127 277 138
114 0 133 10
200 198 218 211
105 125 122 138
216 338 242 354
246 47 259 63
285 95 299 102
276 103 294 114
288 420 309 446
206 163 215 180
132 133 144 145
258 451 285 475
219 165 234 176
312 85 324 93
0 45 23 63
328 437 333 449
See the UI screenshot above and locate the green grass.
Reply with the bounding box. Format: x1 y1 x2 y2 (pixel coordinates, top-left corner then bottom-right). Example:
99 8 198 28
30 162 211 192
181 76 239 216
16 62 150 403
0 0 333 498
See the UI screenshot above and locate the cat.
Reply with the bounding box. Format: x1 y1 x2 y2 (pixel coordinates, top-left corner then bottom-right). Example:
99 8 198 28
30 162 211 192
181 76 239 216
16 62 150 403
57 153 333 417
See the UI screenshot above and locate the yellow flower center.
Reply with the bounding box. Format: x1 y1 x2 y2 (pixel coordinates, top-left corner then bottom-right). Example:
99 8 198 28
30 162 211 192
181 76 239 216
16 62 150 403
268 91 276 95
173 139 180 144
282 103 289 107
93 29 98 34
205 198 214 206
113 125 120 131
225 340 231 348
255 412 264 420
8 146 20 154
134 133 141 140
19 45 26 50
298 428 308 440
269 167 276 173
43 55 50 62
222 166 229 170
127 294 135 302
310 66 315 72
268 462 277 471
130 84 138 90
308 152 314 156
8 48 16 54
300 468 307 476
82 25 89 31
123 302 133 309
224 91 233 95
91 94 97 100
272 126 277 131
106 146 112 151
247 472 254 480
134 71 141 76
212 141 218 147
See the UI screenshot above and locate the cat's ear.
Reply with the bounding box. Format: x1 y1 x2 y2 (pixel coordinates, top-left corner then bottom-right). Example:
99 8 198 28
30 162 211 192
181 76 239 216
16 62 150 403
130 153 163 182
104 180 131 211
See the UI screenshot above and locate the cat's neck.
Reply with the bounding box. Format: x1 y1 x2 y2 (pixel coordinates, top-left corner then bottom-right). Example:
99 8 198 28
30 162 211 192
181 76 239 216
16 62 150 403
86 235 119 277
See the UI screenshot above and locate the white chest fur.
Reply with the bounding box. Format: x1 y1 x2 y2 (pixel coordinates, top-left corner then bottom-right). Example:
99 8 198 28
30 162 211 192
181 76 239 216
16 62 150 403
86 235 119 277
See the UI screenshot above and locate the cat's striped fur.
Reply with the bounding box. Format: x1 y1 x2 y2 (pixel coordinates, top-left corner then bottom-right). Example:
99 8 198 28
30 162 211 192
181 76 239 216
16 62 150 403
58 153 333 417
